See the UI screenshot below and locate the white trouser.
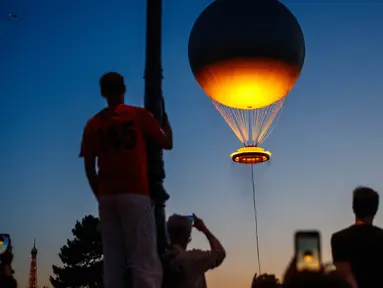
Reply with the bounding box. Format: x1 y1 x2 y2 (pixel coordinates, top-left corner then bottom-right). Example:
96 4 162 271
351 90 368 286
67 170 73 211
98 193 163 288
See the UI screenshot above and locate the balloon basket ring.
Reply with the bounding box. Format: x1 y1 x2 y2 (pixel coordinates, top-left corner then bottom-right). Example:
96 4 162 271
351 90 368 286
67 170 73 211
230 146 271 165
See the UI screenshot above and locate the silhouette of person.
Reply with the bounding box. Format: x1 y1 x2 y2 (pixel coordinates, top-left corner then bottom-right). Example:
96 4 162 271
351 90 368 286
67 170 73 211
0 243 17 288
283 256 351 288
163 214 226 288
79 72 173 288
331 186 383 288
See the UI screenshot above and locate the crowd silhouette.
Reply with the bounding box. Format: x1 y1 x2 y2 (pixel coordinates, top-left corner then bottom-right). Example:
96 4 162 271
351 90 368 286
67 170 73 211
78 73 383 288
1 73 382 288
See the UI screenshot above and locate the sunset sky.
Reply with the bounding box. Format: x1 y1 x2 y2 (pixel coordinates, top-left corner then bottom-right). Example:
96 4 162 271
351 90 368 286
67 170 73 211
2 0 383 287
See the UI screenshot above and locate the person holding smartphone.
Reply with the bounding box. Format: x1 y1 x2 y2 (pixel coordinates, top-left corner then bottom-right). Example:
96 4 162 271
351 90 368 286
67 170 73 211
79 72 173 288
0 235 17 288
164 214 226 288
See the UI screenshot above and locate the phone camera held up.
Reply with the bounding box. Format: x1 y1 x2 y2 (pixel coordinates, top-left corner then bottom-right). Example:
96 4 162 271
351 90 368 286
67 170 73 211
187 215 195 225
0 234 12 267
294 230 321 272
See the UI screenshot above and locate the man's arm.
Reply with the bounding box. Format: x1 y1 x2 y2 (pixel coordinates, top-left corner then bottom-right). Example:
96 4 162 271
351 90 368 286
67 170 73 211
203 227 225 258
0 247 17 288
331 234 357 288
162 113 173 148
84 157 99 199
184 227 226 275
79 123 99 199
140 109 173 150
0 275 17 288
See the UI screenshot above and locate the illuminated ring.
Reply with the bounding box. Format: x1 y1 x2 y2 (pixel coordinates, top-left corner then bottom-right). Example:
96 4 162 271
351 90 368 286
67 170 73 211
230 146 271 165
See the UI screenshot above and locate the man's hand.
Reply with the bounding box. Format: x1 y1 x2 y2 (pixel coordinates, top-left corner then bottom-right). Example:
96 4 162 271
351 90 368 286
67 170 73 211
162 112 170 128
161 98 166 114
84 157 99 200
1 245 13 266
193 214 208 232
161 98 170 128
283 256 298 283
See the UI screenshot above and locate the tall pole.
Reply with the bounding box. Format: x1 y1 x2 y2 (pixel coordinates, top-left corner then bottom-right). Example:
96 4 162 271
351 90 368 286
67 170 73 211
144 0 169 256
28 239 38 288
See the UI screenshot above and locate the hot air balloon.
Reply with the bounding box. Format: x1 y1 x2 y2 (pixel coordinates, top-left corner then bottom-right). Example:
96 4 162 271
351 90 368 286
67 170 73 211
188 0 305 164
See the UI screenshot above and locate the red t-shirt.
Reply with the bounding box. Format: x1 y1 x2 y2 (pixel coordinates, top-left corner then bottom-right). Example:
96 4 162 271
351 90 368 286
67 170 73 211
79 104 168 196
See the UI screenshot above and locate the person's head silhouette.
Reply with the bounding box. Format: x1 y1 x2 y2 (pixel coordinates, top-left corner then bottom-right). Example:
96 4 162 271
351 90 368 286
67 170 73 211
251 273 280 288
99 72 126 106
166 214 193 249
352 186 379 225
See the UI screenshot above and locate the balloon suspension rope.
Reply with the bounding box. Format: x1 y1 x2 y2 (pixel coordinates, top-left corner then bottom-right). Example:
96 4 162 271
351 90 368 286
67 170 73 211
251 164 262 276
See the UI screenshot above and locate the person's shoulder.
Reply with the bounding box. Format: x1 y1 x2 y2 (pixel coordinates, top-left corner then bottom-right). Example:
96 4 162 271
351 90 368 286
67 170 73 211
332 226 355 239
171 249 208 268
372 225 383 235
120 105 149 118
84 109 107 130
120 104 143 112
333 224 383 240
165 244 184 256
125 105 154 115
183 248 210 259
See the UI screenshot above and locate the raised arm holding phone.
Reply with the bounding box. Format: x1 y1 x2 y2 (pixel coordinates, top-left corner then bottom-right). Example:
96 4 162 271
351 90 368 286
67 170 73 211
0 234 17 288
164 214 226 288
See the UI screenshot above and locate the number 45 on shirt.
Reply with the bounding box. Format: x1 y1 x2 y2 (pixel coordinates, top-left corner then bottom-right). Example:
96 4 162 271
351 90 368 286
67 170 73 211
98 121 137 154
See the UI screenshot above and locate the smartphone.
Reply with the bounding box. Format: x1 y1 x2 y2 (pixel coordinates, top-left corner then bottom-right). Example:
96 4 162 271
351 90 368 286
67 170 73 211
187 215 195 225
0 234 10 255
295 230 321 272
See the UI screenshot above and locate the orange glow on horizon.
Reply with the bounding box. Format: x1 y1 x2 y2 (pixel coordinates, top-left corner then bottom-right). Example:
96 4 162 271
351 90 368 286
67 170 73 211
195 58 301 109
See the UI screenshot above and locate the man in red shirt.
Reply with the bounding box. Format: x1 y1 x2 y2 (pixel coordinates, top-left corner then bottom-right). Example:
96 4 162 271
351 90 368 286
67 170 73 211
80 72 173 288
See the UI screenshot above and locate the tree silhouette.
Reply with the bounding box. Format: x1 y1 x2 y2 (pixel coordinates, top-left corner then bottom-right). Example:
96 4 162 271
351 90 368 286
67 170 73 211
50 215 103 288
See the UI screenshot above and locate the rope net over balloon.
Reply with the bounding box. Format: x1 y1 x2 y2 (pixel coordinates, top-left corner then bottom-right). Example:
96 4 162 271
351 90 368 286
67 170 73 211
211 96 285 147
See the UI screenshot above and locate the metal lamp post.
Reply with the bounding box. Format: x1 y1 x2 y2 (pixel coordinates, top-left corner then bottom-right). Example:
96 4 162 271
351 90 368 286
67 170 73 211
144 0 169 257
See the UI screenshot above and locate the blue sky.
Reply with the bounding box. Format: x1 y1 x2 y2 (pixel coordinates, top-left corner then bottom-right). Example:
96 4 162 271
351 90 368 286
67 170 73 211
2 0 383 287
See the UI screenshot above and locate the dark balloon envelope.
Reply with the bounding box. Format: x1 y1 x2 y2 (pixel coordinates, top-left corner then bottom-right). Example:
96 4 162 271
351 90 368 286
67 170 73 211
188 0 305 110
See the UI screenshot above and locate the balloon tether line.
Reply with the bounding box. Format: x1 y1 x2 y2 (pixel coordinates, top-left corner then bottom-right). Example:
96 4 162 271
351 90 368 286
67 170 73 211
251 164 262 275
